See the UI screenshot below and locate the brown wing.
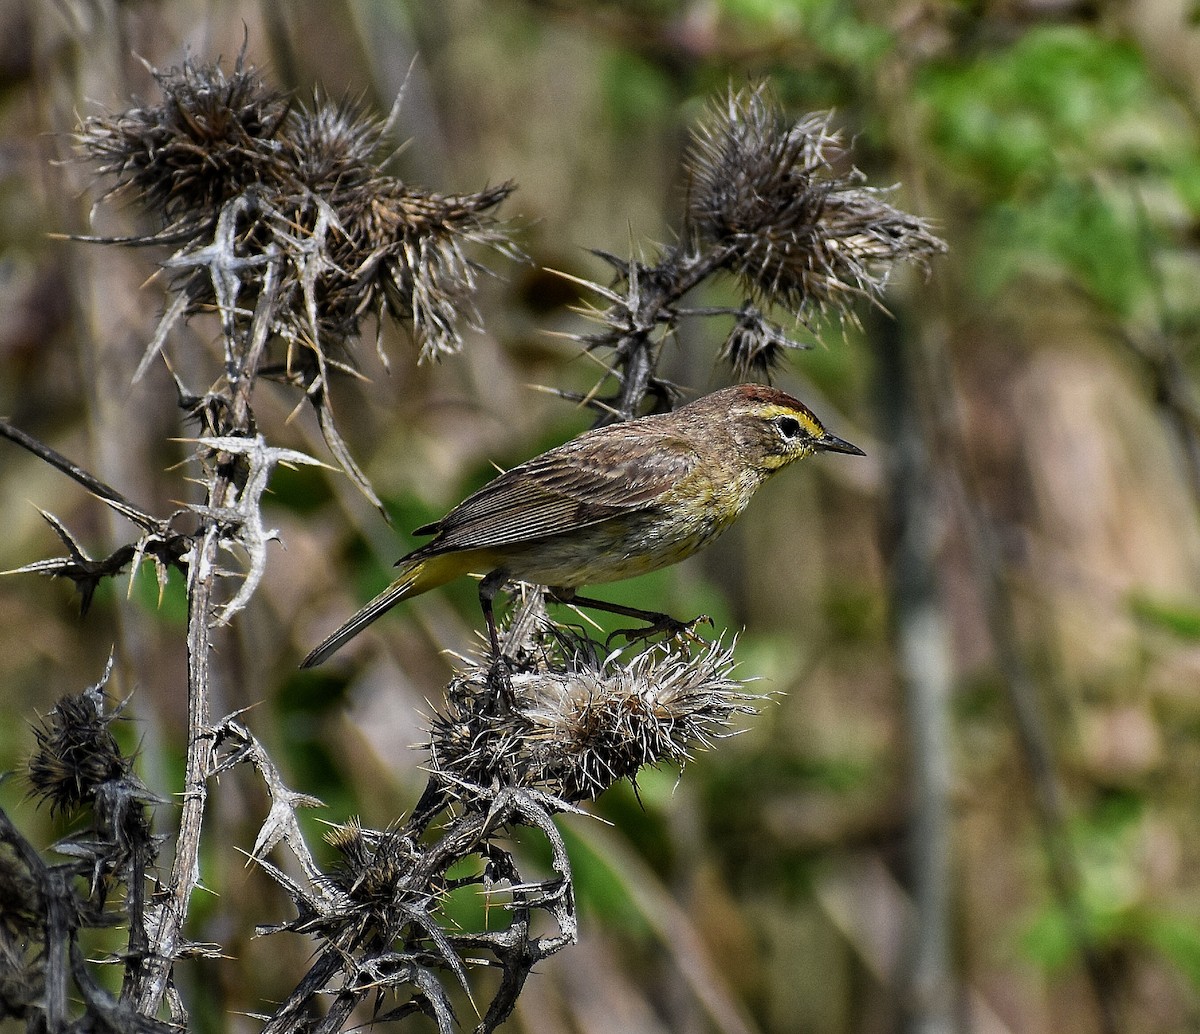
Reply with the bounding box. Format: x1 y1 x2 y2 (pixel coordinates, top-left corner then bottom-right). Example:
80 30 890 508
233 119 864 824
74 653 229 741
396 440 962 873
413 423 700 554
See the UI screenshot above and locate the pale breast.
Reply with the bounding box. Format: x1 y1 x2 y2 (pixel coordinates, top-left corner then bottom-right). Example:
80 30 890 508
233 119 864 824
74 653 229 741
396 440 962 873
496 500 741 588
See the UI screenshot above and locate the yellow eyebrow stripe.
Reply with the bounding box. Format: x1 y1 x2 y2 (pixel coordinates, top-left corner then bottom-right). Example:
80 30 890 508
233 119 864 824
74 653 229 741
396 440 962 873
756 403 823 435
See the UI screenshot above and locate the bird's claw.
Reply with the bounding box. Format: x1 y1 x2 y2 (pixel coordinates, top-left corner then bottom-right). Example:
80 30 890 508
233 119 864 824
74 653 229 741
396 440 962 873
607 613 712 648
672 613 714 644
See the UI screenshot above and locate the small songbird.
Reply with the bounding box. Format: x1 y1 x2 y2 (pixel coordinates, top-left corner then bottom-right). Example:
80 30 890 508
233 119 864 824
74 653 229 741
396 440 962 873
301 383 863 668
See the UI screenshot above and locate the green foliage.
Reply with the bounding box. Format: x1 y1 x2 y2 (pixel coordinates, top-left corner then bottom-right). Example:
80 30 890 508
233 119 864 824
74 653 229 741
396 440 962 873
714 0 891 68
919 29 1153 191
1019 792 1142 969
265 460 334 515
918 26 1200 317
977 181 1149 314
794 325 865 403
822 582 884 646
439 856 494 933
702 749 884 895
595 775 676 869
715 0 790 26
1144 912 1200 991
601 49 674 130
1016 792 1200 982
276 673 356 820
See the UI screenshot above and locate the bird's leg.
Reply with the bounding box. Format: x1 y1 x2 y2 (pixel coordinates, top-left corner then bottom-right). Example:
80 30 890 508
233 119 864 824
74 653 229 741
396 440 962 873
478 569 512 698
549 588 711 644
479 571 504 657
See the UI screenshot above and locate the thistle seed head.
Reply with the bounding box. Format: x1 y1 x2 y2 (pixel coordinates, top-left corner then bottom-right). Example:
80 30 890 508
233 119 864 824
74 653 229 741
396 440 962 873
718 304 812 382
325 820 418 907
76 56 516 366
430 623 756 804
686 83 946 320
28 689 128 818
78 55 289 227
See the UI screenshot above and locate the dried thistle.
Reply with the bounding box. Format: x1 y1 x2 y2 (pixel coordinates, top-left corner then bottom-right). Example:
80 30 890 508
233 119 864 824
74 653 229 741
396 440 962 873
252 613 755 1030
1 660 167 1031
554 84 944 418
325 820 419 908
28 662 129 818
26 657 155 862
686 83 946 320
251 763 579 1033
431 618 756 804
718 303 813 383
76 52 516 510
80 56 290 232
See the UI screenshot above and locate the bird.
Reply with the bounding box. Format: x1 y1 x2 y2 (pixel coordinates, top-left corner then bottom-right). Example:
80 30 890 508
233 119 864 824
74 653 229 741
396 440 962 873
301 383 863 668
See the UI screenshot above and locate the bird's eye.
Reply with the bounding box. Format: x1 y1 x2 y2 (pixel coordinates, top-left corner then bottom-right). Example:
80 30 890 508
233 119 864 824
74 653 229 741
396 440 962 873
776 415 802 440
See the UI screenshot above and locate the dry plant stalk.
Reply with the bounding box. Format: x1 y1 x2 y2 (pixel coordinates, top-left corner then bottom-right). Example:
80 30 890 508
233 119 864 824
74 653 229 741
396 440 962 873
0 56 942 1034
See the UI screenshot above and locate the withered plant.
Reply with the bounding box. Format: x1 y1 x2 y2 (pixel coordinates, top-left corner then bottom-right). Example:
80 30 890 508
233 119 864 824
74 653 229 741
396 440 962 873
0 53 941 1034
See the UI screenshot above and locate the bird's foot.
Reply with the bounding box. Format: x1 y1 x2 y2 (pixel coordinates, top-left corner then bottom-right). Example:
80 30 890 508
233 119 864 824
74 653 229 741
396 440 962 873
607 612 713 648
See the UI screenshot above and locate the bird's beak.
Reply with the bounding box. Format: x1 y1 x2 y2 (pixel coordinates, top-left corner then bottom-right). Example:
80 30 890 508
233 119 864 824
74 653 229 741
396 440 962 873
815 432 865 456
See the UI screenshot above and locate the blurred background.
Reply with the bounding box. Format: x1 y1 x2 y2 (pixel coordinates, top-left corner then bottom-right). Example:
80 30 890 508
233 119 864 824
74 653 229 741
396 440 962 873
4 1 1200 1032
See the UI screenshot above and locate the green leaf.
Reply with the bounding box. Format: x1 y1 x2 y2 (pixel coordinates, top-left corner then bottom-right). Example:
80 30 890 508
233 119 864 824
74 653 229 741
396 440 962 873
1018 793 1147 970
560 823 653 937
601 50 674 131
1019 902 1078 971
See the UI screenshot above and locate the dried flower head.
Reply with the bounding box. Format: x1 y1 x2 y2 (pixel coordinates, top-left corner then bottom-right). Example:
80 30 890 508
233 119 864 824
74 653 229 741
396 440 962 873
718 304 812 382
686 84 946 320
285 97 380 193
431 623 756 804
28 689 128 818
80 56 289 231
25 659 155 867
325 819 418 907
77 54 516 507
77 54 515 367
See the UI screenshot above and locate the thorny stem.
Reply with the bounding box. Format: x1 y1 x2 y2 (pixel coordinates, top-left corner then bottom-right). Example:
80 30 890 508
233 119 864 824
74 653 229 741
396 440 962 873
611 244 731 420
136 269 273 1013
120 839 151 1004
135 524 222 1017
45 872 73 1032
0 418 157 527
228 248 280 429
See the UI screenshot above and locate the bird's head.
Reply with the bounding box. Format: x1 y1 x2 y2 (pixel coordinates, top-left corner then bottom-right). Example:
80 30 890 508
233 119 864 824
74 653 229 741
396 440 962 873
705 383 865 471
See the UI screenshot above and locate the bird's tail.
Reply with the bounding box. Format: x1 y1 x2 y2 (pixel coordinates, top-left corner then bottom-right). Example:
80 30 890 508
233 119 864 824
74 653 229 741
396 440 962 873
300 553 465 669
